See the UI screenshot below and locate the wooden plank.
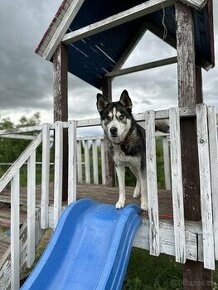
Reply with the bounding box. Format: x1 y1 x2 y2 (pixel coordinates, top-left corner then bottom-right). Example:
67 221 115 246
11 171 20 290
84 140 90 184
41 0 85 60
196 104 215 270
176 1 213 283
162 136 171 190
169 107 186 264
76 107 196 128
145 110 160 256
111 25 147 73
176 3 196 107
41 123 50 229
76 141 82 183
62 0 175 44
133 219 202 262
53 43 68 202
180 0 207 9
68 120 77 204
106 57 177 77
92 140 99 184
54 122 63 228
27 152 36 268
0 133 42 192
207 106 218 260
101 140 106 185
0 134 35 140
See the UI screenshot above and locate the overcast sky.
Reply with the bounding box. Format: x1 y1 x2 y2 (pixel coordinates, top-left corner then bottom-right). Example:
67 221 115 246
0 0 217 125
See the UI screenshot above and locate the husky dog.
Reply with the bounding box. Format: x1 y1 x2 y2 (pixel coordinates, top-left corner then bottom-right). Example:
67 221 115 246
96 90 147 210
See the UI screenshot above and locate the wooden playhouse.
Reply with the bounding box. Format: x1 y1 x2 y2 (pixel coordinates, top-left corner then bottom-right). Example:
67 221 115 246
0 0 217 289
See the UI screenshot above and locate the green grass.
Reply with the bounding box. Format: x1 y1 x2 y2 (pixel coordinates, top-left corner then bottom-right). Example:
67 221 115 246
123 248 183 290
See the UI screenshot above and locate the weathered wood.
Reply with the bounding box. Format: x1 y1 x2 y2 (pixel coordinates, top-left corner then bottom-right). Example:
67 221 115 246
62 0 175 44
27 152 36 268
92 140 99 184
84 140 90 184
41 0 85 60
106 56 177 77
68 120 77 204
53 43 68 122
53 122 63 228
41 124 50 229
207 107 218 260
77 107 197 128
162 137 171 190
145 110 160 256
196 104 215 270
76 141 82 183
180 0 207 10
11 172 20 290
111 25 147 73
53 43 68 202
176 1 213 286
169 107 186 264
100 140 106 185
0 133 42 192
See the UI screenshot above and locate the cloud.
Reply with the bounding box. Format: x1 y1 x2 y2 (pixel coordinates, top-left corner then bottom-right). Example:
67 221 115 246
0 0 217 125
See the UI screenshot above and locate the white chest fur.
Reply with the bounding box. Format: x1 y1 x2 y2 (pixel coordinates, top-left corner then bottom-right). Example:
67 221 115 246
113 145 141 168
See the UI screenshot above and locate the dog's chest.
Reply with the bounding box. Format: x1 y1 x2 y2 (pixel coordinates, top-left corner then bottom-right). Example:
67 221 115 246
113 145 141 167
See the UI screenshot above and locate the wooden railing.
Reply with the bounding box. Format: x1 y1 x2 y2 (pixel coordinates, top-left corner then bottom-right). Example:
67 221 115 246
0 105 217 289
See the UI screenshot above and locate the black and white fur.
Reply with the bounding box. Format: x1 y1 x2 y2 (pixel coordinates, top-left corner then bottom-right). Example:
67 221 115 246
96 90 147 210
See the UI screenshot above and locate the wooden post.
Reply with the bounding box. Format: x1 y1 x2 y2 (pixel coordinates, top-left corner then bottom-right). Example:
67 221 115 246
102 77 115 186
53 43 68 201
175 2 213 289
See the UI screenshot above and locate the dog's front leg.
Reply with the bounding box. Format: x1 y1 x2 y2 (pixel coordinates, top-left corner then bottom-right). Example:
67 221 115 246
115 165 126 209
140 171 147 211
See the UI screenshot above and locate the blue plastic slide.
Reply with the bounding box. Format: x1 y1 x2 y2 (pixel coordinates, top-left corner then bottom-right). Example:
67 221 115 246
21 198 141 290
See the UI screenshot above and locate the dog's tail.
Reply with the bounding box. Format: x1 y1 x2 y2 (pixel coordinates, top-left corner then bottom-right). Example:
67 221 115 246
155 121 169 133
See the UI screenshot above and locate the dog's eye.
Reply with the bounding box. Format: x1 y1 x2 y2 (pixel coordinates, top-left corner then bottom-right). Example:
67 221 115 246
119 115 124 120
106 116 111 121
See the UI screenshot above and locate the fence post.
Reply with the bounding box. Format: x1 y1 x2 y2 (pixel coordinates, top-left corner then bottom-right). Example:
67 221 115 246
27 151 36 268
84 140 90 184
11 172 20 290
41 123 50 229
92 140 99 184
54 121 63 228
68 120 77 204
145 110 160 256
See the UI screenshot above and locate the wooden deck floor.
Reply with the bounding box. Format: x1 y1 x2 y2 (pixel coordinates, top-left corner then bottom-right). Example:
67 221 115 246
0 184 172 262
0 184 173 220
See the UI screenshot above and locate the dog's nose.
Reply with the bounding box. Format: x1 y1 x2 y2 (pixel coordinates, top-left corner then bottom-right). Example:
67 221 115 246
110 127 118 136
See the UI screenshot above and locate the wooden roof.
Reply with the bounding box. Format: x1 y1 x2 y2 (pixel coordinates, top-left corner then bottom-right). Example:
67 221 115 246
36 0 214 89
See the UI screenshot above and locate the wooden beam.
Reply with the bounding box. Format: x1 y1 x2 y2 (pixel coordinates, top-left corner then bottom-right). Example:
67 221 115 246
41 0 85 60
62 0 175 45
145 21 176 48
106 56 177 77
180 0 207 10
111 25 147 72
53 43 68 202
175 1 213 288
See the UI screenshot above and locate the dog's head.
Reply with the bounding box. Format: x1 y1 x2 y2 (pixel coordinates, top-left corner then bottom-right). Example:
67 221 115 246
96 90 133 144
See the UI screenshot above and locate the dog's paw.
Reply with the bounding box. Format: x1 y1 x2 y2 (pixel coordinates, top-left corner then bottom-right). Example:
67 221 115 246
115 200 125 209
140 202 148 211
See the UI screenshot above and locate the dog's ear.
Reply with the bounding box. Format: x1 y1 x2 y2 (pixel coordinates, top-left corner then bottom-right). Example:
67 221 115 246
96 93 109 113
119 90 132 110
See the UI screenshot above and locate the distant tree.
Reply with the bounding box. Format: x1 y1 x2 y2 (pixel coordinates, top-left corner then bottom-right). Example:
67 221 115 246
0 113 41 171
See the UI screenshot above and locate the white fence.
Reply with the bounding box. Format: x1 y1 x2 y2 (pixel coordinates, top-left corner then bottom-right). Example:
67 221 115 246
0 105 217 290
